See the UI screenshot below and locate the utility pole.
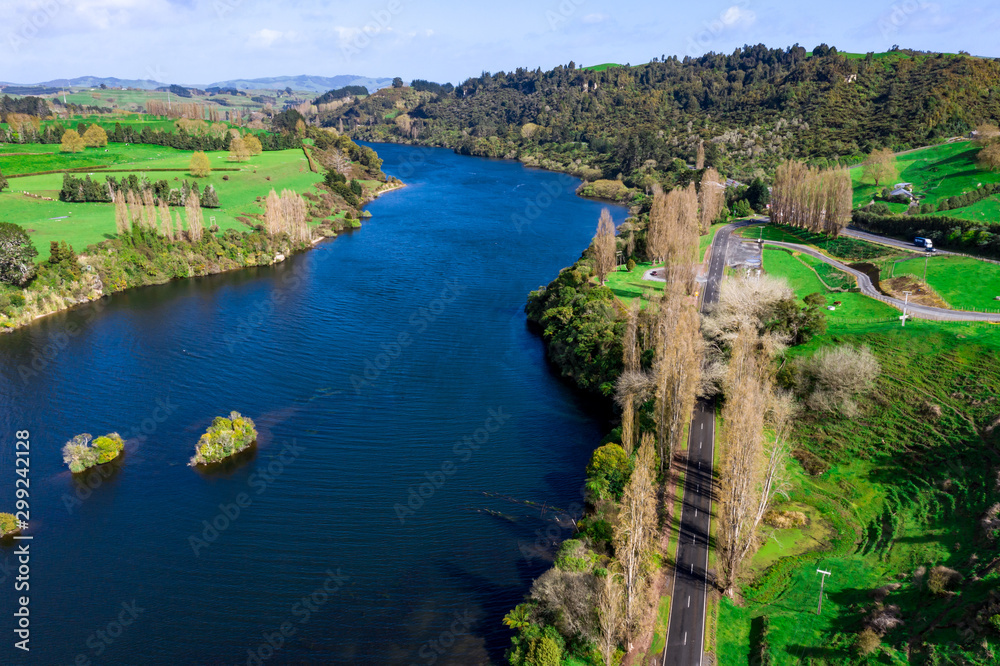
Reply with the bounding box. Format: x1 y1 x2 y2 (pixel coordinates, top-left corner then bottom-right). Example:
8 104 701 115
901 291 912 327
924 251 929 282
816 569 832 615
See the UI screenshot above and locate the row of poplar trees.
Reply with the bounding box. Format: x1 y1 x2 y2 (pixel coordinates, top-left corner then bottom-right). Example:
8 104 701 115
586 176 709 663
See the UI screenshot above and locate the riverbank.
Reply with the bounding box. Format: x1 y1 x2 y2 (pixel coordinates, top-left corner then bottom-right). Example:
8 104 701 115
0 179 402 333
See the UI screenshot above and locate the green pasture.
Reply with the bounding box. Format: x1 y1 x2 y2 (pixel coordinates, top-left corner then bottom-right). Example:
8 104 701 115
891 254 1000 311
603 261 665 305
762 248 899 328
0 145 326 259
851 141 1000 223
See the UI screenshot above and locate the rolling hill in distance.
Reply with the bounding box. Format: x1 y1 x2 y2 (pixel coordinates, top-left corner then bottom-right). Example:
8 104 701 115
0 74 395 93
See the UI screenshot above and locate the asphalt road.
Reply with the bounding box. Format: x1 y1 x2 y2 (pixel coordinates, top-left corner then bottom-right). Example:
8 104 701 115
660 218 998 665
842 226 954 255
661 222 744 666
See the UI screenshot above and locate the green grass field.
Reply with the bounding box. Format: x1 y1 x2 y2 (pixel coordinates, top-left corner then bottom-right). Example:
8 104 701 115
604 261 665 304
24 89 271 114
718 240 1000 664
737 223 909 262
763 248 899 326
580 63 623 72
892 254 1000 311
851 141 1000 223
0 144 326 259
749 503 835 575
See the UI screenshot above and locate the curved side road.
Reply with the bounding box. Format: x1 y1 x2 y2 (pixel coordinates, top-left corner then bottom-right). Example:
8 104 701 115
758 239 1000 322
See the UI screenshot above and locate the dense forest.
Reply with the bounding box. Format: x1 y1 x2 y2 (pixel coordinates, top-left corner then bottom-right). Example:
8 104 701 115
320 46 1000 184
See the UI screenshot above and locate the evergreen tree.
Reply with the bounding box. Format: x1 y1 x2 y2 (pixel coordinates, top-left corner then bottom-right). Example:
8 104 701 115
201 185 220 208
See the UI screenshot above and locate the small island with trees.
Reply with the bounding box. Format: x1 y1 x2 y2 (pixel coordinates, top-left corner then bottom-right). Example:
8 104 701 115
0 512 20 538
62 432 125 473
190 412 258 466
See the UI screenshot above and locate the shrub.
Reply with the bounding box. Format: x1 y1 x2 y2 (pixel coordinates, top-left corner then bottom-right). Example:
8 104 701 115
0 222 38 286
926 566 961 596
868 202 891 215
0 513 19 536
855 628 881 656
795 345 881 416
586 443 632 500
554 539 595 572
626 258 636 272
190 412 257 465
804 292 826 306
764 509 808 529
62 432 125 473
527 636 562 666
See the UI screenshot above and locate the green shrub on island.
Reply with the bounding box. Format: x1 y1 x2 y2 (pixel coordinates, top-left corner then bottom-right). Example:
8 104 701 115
62 432 125 473
0 512 19 537
190 412 257 466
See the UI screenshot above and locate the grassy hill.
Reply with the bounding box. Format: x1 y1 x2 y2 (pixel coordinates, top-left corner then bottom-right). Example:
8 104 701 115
852 141 1000 223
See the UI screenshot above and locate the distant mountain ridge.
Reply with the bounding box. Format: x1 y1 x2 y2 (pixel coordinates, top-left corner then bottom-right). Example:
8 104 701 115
0 74 394 93
205 75 394 93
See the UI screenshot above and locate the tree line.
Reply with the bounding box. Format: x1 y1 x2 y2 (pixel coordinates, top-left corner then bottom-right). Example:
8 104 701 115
59 173 219 208
328 46 1000 186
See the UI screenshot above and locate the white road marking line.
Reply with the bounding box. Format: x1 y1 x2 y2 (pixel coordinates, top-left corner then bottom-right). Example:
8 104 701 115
695 508 698 517
684 632 688 645
688 595 691 608
690 563 693 574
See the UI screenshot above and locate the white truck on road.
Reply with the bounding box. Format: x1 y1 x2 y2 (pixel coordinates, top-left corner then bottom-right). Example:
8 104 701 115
914 237 935 251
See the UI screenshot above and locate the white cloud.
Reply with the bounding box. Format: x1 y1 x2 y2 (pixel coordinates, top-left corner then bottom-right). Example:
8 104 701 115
248 28 297 48
582 13 609 24
720 5 756 27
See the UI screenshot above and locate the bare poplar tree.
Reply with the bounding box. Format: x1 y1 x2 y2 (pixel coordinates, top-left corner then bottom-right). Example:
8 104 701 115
597 569 624 666
662 184 700 292
279 190 309 243
125 190 143 230
695 140 705 170
614 432 657 637
717 325 773 597
264 189 283 236
619 300 643 454
141 189 156 231
646 185 668 263
113 191 130 235
772 161 853 236
185 190 203 242
699 167 725 234
158 200 173 240
593 208 616 285
653 283 703 471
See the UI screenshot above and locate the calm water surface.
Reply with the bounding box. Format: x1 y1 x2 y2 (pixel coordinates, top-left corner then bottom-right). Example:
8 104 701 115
0 143 625 664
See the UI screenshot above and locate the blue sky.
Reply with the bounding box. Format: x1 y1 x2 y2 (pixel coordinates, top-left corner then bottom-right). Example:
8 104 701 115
4 0 999 85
